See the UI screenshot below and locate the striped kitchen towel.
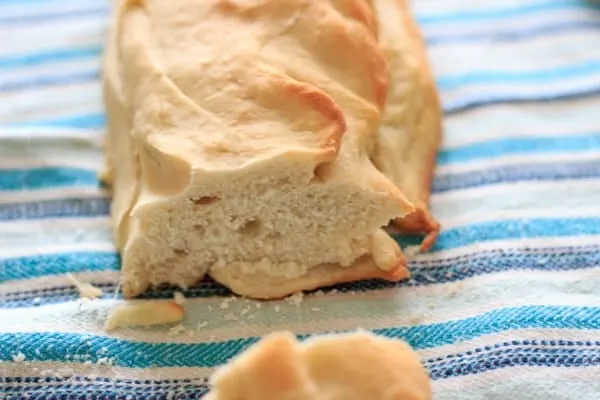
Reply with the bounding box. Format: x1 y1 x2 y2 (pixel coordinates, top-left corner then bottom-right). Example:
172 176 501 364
2 0 600 399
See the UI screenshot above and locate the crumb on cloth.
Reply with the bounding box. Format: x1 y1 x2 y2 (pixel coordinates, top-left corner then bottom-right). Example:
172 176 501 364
104 300 185 331
66 273 103 299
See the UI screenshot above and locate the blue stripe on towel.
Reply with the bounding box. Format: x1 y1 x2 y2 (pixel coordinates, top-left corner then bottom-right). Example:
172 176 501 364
2 219 599 282
2 245 599 308
1 306 598 367
1 159 597 193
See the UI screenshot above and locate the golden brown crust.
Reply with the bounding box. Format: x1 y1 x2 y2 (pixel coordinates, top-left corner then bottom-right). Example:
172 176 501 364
104 0 441 299
370 0 442 250
209 254 409 300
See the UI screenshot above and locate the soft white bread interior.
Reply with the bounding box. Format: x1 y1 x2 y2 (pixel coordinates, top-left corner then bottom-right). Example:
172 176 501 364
101 0 441 299
205 330 432 400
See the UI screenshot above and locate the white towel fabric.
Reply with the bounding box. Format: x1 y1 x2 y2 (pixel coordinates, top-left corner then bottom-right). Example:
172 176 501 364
1 0 600 399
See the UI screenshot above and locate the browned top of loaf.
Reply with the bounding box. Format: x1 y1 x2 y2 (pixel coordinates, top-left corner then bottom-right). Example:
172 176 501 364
114 0 389 171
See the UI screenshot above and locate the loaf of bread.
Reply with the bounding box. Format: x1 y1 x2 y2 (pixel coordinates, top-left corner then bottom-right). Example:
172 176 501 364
205 330 432 400
101 0 442 299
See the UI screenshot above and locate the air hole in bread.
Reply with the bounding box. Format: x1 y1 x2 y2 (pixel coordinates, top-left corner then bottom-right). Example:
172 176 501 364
173 248 188 256
267 231 282 240
311 164 328 184
191 196 220 205
193 224 206 236
238 219 262 236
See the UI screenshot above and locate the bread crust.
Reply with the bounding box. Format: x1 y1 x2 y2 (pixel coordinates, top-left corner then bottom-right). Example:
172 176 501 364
370 0 442 251
205 330 432 400
101 0 441 299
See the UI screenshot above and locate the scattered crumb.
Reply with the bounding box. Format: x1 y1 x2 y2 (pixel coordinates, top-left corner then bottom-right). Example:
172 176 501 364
240 308 250 316
286 292 304 306
208 305 213 311
255 302 261 309
173 292 186 305
275 305 281 312
104 300 185 331
12 352 25 362
197 321 209 329
168 324 187 336
224 312 237 321
329 289 338 295
314 290 325 297
66 273 103 299
97 357 114 366
404 245 421 258
312 307 320 312
220 298 233 310
248 314 256 320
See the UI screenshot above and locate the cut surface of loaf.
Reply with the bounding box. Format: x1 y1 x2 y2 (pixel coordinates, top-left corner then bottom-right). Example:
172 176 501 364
205 330 432 400
101 0 441 299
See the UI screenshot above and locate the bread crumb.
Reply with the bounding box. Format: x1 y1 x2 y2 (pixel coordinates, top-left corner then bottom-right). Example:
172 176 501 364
286 292 304 306
104 300 185 331
97 357 114 366
220 298 233 309
67 273 103 299
12 352 25 362
312 307 320 312
197 321 209 329
173 291 186 305
224 312 237 320
275 305 281 312
240 307 250 316
168 324 187 335
404 245 421 258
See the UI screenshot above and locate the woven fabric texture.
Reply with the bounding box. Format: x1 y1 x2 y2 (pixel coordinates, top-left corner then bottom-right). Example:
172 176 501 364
1 0 600 399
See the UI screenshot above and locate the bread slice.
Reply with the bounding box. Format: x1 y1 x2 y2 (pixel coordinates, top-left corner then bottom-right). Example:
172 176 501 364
101 0 441 299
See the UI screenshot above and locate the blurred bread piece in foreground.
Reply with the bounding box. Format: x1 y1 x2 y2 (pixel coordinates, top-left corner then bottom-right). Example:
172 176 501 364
205 330 432 400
